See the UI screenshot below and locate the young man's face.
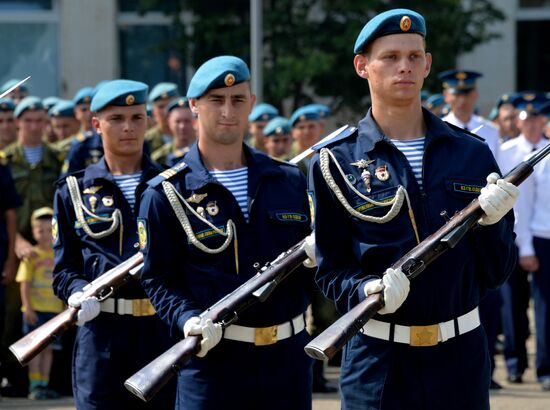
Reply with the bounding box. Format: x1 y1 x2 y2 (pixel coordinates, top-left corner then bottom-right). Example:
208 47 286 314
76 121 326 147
0 111 17 145
153 97 175 129
92 104 147 158
292 120 322 149
497 104 519 139
190 82 255 146
75 103 92 130
51 117 80 140
17 110 47 143
264 133 291 158
168 107 196 148
354 33 431 105
444 89 478 118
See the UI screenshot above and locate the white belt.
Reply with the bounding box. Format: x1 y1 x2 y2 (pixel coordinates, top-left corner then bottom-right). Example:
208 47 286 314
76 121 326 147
100 298 156 317
223 313 306 346
361 307 480 347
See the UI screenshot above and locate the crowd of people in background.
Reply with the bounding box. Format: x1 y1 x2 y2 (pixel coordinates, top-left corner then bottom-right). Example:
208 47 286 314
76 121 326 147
0 60 550 402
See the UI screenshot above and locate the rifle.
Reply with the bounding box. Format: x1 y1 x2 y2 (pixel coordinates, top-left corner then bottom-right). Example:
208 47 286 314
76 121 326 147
9 252 144 366
304 143 550 361
124 237 309 402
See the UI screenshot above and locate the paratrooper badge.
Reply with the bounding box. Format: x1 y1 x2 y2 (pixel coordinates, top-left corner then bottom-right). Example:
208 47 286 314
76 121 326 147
206 201 219 216
102 196 114 207
88 196 98 213
375 165 390 181
196 206 206 219
186 193 208 204
351 159 375 192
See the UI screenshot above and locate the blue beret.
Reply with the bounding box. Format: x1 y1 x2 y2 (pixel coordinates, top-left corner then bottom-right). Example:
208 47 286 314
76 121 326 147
1 78 28 94
302 103 332 119
166 97 190 113
14 96 44 118
516 92 549 118
48 100 75 118
92 80 110 98
425 93 444 110
148 82 179 103
248 103 279 122
187 56 251 99
42 96 61 111
290 106 321 126
263 116 291 137
354 8 426 54
73 87 94 105
146 103 153 117
90 79 148 112
438 70 482 93
0 98 16 112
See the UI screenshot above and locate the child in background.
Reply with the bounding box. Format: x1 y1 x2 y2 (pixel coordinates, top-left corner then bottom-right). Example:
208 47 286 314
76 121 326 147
15 207 64 400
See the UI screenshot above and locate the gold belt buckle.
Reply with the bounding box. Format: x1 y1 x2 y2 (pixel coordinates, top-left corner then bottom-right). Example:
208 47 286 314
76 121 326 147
254 325 278 346
410 324 438 347
132 299 156 317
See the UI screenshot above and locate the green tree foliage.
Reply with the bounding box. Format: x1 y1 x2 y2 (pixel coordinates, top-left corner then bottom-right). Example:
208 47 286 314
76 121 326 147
136 0 504 115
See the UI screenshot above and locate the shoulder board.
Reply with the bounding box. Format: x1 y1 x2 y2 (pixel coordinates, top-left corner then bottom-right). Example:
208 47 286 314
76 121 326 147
313 125 358 152
445 122 485 142
147 161 188 188
0 150 6 166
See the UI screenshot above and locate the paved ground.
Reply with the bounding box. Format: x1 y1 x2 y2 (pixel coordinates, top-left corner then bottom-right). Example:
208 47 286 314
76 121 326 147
1 335 549 409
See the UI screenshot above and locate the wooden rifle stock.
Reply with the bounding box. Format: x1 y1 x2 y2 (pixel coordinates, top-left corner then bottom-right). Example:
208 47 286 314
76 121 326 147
305 144 550 361
124 238 308 402
9 252 144 366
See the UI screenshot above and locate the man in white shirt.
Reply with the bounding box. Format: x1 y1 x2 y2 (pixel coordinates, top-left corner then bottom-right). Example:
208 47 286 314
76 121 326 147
439 69 500 157
501 95 550 390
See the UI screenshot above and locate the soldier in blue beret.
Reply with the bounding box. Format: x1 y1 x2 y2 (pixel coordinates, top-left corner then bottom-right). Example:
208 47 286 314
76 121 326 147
1 79 29 104
43 96 61 112
0 98 17 150
247 102 278 152
72 86 94 135
262 116 293 160
151 97 196 166
48 100 81 144
439 69 500 157
51 79 176 409
308 8 518 408
289 105 323 172
138 55 314 409
144 82 179 153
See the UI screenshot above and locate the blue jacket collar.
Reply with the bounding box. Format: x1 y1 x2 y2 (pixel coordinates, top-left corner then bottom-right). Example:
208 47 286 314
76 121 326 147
357 107 458 153
82 154 161 187
183 141 284 191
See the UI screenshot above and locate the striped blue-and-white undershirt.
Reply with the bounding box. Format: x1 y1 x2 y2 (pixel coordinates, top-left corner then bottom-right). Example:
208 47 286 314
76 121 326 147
23 145 43 166
113 172 142 209
209 167 249 221
391 137 425 188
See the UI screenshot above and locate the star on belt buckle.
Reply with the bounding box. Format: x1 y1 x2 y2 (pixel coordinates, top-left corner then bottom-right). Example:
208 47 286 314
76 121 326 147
255 325 278 346
410 325 438 347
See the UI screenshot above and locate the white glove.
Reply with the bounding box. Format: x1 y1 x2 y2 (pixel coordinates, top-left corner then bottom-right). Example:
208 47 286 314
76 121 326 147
303 233 317 268
184 317 223 358
68 291 101 326
364 268 410 315
478 172 519 226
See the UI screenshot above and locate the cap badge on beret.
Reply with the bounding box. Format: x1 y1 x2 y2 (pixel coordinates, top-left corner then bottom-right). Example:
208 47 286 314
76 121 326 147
29 104 36 110
178 100 185 107
224 73 235 87
261 114 269 120
300 114 306 121
83 96 91 103
126 95 135 105
400 16 411 32
276 127 282 134
161 92 168 99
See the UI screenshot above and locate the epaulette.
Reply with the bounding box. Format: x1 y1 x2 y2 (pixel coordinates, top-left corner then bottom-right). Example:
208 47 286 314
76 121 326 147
76 133 86 142
147 160 188 188
312 125 358 152
446 122 485 142
0 150 6 166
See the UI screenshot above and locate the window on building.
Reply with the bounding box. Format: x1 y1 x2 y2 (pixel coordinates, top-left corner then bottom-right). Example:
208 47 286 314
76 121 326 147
517 20 550 91
0 1 59 97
